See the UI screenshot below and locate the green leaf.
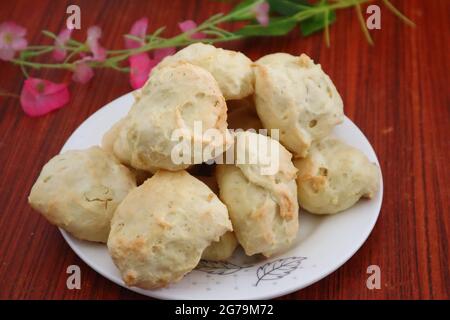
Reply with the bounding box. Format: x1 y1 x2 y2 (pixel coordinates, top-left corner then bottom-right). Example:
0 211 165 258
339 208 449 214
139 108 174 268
267 0 309 16
236 17 297 36
19 50 31 59
300 9 336 36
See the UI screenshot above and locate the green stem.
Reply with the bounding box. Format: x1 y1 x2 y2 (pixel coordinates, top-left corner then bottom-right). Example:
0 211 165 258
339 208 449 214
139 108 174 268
382 0 415 26
102 2 256 64
324 9 330 47
0 91 19 98
20 64 29 78
9 0 414 73
25 45 53 50
292 0 371 21
11 59 73 70
64 44 88 63
354 1 374 45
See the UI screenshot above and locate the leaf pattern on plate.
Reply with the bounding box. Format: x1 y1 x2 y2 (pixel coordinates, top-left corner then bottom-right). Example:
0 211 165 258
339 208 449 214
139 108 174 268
255 256 307 286
196 260 253 275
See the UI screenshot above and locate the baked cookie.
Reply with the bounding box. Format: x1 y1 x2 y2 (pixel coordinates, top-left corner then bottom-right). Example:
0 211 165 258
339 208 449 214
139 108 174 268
253 53 344 157
105 62 232 172
193 170 239 261
28 147 136 242
157 43 254 100
201 231 238 261
216 131 299 257
294 138 380 214
102 128 152 185
107 170 232 289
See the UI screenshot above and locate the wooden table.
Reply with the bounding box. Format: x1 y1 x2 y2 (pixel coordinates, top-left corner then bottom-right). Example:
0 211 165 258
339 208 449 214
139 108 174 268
0 0 448 300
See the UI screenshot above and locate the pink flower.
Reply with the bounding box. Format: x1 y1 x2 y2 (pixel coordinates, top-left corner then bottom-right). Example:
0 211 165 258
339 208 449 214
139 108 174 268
72 62 94 84
127 47 175 90
0 21 28 61
20 78 70 117
129 53 157 89
178 20 206 39
125 17 176 90
52 28 72 61
86 26 106 61
125 16 176 90
253 2 270 26
125 17 148 49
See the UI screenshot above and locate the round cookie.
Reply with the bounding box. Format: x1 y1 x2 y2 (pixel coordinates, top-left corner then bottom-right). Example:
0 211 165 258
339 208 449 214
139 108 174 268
294 138 380 214
108 62 232 172
28 146 136 242
193 171 238 261
107 170 232 289
216 131 299 257
201 231 238 261
253 53 344 157
157 43 254 100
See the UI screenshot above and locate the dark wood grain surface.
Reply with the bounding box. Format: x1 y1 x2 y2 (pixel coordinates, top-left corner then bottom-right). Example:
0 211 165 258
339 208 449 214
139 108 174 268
0 0 448 300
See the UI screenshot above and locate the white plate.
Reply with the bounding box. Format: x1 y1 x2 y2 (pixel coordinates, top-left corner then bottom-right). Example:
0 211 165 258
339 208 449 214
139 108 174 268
60 92 383 300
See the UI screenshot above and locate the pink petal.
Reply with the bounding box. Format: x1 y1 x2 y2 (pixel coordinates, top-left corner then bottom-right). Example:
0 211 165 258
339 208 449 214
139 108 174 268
52 28 72 61
0 21 27 61
178 20 206 39
52 48 66 61
254 2 270 26
20 78 70 117
125 17 148 49
59 28 72 41
11 37 27 51
257 15 269 27
178 20 196 32
86 26 106 62
0 47 15 61
129 53 157 89
87 25 101 39
153 47 176 62
0 21 27 37
92 45 106 61
72 62 94 84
